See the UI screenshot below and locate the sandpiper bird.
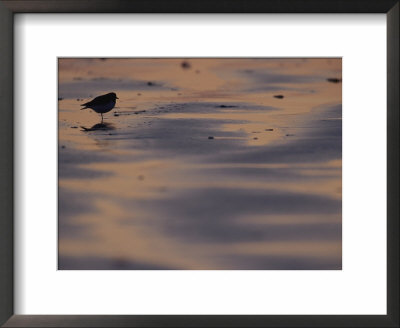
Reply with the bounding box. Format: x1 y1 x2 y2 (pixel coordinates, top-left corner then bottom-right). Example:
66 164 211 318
81 92 118 122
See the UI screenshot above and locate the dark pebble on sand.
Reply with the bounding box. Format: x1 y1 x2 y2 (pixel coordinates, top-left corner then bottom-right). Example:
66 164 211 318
274 95 284 99
181 61 191 69
218 105 237 108
147 81 154 86
327 78 342 83
71 126 78 129
253 137 258 140
265 128 274 131
286 134 295 137
208 136 214 140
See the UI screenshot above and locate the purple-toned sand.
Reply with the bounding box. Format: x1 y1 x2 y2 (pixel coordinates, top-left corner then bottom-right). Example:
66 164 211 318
58 58 342 270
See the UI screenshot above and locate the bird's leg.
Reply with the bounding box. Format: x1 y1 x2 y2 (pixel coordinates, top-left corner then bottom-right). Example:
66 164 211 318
101 113 103 123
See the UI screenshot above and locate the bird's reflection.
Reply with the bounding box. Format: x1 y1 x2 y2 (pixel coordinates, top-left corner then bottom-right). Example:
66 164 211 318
81 122 115 132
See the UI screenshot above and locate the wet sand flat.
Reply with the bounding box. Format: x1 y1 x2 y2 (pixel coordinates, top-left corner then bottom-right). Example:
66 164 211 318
58 58 342 270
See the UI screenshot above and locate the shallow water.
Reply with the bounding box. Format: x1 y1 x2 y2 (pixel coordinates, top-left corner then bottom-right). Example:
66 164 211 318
58 58 342 270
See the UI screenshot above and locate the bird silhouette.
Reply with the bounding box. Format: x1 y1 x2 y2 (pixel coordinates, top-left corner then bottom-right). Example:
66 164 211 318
81 92 118 122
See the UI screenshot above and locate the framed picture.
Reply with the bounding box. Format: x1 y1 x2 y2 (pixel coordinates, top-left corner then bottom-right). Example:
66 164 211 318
0 1 398 327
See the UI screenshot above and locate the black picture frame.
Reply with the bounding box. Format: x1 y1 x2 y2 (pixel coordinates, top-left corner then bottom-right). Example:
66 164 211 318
0 1 398 327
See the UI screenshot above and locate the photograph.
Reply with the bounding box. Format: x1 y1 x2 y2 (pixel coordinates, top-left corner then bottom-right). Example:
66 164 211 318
58 58 342 270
